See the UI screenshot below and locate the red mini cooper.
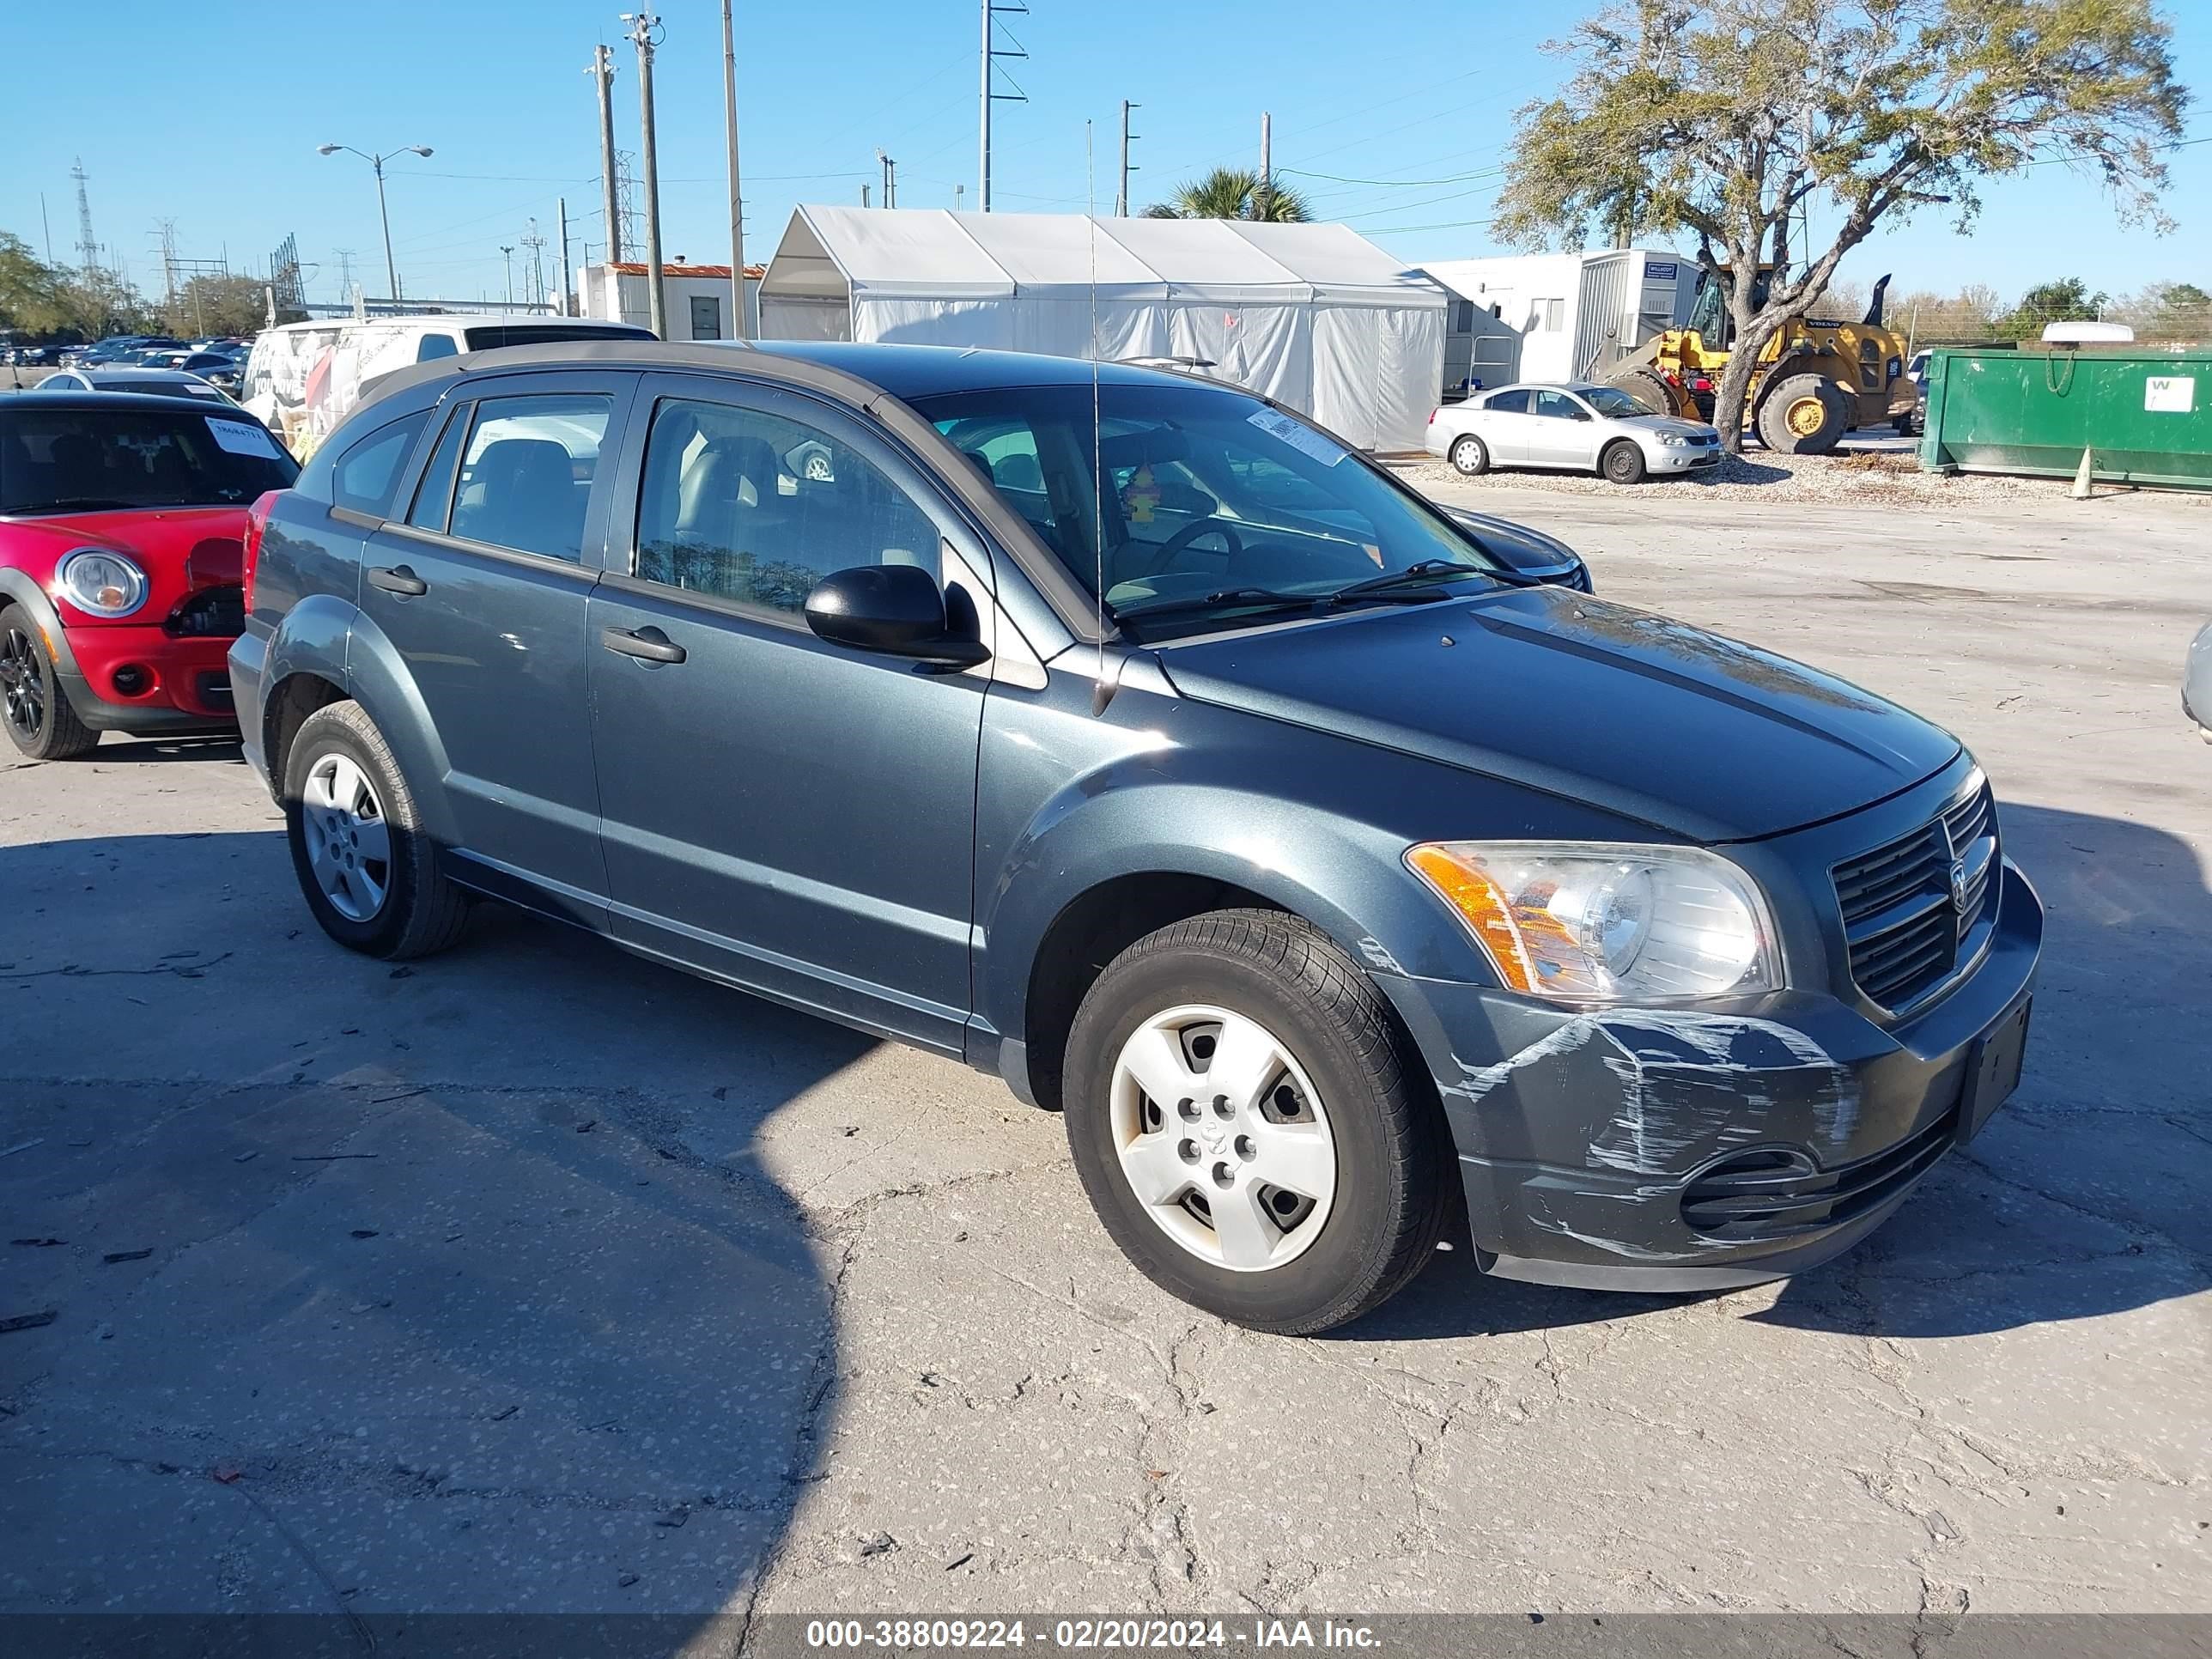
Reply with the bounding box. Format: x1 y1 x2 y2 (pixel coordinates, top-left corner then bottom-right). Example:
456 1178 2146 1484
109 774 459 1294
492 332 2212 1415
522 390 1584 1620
0 391 297 758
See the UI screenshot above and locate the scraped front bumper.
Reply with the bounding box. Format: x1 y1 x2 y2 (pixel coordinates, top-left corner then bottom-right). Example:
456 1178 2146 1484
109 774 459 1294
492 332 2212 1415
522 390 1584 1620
1376 860 2042 1291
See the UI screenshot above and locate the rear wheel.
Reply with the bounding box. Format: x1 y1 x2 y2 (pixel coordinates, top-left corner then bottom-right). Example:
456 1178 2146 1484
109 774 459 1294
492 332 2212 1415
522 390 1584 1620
1448 434 1491 476
0 605 99 761
1600 440 1648 485
1062 910 1455 1334
1756 374 1852 454
283 700 471 959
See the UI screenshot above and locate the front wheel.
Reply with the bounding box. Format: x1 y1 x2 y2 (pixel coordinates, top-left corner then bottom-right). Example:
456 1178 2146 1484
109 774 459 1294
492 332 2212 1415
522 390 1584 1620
283 700 471 959
1062 910 1455 1334
1600 440 1648 485
1448 434 1490 476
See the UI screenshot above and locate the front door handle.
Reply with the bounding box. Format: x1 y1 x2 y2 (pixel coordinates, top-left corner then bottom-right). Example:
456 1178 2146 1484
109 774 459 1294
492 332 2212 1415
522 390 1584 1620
600 625 686 665
368 564 428 598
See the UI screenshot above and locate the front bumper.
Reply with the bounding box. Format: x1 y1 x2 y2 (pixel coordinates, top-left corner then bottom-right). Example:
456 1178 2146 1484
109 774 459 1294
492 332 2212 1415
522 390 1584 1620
1648 444 1723 474
1378 860 2043 1291
58 622 237 734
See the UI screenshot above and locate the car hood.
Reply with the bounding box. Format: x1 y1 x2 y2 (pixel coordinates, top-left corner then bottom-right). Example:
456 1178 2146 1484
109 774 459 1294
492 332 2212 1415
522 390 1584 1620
1619 414 1717 440
1154 586 1960 842
1437 507 1584 582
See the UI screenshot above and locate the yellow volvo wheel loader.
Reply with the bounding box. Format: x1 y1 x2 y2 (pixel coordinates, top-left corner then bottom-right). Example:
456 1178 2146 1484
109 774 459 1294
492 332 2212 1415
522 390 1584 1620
1611 268 1917 454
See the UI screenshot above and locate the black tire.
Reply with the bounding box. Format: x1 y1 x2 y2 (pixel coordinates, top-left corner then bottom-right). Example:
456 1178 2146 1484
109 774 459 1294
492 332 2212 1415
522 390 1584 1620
1600 440 1647 485
1448 433 1491 476
1756 374 1851 454
0 605 99 761
283 700 471 960
1062 909 1455 1335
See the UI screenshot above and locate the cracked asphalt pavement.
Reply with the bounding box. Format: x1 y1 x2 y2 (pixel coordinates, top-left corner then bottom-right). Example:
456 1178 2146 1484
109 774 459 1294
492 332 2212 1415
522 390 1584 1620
2 477 2207 1621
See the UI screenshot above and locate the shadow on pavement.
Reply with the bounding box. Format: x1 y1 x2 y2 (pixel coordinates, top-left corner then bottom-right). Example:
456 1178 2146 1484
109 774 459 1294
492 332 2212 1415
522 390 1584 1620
83 734 246 765
0 828 860 1614
1346 800 2212 1345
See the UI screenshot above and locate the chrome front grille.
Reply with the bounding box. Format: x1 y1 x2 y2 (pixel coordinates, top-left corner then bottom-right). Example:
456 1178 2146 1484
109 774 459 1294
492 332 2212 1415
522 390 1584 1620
1832 781 1999 1012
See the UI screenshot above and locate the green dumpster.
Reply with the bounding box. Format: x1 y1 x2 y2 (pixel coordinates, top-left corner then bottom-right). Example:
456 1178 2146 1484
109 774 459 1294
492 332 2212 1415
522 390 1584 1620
1918 347 2212 491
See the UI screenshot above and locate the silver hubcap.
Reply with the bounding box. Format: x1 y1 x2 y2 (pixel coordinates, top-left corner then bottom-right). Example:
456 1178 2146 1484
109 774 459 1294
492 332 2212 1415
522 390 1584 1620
1454 439 1482 471
1110 1004 1338 1273
301 752 392 922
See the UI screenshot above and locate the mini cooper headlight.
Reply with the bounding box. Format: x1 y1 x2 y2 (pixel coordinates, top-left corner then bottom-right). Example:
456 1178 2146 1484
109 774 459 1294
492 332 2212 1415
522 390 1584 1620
56 549 148 618
1405 842 1782 1005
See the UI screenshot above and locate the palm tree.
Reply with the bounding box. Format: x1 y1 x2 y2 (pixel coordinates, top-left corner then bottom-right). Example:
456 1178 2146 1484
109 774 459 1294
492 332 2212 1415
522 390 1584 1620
1143 167 1311 224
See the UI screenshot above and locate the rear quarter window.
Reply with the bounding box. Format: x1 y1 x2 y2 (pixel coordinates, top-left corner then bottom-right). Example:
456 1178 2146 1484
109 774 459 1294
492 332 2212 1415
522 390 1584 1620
325 410 432 517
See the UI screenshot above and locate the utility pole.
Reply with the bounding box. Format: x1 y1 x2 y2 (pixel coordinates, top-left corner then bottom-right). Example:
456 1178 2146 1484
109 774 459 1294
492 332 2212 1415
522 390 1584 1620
978 0 1028 211
1116 100 1139 217
522 218 548 308
860 184 871 209
317 143 433 305
556 198 572 316
721 0 747 338
878 149 897 209
623 9 667 338
590 44 623 264
1255 112 1272 221
955 184 964 211
500 245 514 307
40 194 54 263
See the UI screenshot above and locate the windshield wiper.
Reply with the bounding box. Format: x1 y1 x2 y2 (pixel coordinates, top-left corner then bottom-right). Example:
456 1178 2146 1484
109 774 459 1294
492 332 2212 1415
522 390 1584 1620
10 497 142 514
1325 559 1498 605
1112 586 1320 624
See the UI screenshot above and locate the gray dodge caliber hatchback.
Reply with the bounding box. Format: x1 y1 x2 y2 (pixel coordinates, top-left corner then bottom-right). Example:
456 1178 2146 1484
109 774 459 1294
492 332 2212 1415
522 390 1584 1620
232 341 2042 1334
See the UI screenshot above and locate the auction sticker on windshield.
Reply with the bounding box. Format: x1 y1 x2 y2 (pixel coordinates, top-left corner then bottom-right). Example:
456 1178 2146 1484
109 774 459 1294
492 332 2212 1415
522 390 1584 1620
1247 406 1346 466
206 416 286 459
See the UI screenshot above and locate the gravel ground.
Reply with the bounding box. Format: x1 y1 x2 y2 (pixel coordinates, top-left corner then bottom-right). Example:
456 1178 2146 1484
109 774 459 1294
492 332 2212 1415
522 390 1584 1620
2 483 2207 1624
1389 443 2211 506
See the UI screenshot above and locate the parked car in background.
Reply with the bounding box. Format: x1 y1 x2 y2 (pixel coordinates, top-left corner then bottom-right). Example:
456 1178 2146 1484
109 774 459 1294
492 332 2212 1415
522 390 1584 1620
65 336 186 370
4 343 67 368
240 313 655 459
2187 622 2212 743
0 390 297 758
1428 381 1724 483
177 349 246 394
234 340 2040 1334
36 368 239 406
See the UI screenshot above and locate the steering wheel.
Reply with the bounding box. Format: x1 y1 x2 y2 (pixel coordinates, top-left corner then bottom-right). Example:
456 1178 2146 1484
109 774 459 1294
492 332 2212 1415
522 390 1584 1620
1130 518 1244 581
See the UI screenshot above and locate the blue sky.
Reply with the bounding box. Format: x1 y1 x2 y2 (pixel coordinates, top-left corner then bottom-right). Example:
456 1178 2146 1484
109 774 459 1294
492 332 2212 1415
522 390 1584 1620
6 0 2207 311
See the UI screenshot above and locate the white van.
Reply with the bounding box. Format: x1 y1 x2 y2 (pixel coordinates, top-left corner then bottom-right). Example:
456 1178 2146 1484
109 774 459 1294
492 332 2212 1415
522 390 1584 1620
240 313 655 458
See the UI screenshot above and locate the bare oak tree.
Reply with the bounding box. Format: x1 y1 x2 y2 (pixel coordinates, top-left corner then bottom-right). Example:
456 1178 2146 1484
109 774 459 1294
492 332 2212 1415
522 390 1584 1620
1494 0 2189 449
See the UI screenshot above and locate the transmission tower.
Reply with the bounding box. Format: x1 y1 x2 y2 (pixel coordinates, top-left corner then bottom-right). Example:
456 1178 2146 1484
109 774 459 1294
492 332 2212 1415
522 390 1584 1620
334 248 357 306
269 234 307 317
72 158 100 275
615 149 643 261
153 218 181 305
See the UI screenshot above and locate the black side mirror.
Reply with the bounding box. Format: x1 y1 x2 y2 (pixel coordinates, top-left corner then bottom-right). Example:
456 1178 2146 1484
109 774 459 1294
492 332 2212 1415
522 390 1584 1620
804 563 990 669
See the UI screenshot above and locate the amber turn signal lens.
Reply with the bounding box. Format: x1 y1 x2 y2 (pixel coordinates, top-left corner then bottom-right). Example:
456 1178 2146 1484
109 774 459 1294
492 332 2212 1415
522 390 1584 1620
1403 843 1540 994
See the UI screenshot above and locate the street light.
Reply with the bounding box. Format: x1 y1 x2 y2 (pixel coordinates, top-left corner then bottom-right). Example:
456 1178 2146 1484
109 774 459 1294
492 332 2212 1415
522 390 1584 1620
317 143 434 306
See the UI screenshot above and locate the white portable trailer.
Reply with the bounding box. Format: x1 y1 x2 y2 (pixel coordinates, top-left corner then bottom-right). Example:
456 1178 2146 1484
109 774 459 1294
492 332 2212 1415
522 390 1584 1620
1418 249 1698 396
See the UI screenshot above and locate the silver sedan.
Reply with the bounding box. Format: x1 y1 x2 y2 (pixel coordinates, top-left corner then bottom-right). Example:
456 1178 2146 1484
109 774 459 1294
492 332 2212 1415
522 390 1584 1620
1426 381 1723 484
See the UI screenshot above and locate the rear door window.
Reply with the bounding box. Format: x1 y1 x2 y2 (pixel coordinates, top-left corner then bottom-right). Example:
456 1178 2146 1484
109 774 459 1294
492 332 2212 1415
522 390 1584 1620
404 403 470 532
1483 389 1532 415
447 395 612 562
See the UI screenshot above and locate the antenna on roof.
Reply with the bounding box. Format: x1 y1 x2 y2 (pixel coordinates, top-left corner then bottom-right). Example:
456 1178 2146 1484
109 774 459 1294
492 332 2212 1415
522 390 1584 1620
1087 118 1112 716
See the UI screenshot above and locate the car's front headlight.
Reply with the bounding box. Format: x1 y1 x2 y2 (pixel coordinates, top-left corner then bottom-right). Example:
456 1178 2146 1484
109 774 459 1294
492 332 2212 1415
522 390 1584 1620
1405 842 1782 1005
1656 432 1692 447
56 549 148 618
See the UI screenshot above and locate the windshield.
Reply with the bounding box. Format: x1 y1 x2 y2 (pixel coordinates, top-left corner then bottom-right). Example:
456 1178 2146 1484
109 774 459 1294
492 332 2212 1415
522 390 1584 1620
1580 386 1647 419
909 380 1504 635
0 406 298 514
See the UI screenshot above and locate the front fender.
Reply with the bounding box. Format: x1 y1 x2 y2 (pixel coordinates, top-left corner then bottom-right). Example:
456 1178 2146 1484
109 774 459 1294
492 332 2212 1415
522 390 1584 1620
973 678 1650 1054
0 568 79 680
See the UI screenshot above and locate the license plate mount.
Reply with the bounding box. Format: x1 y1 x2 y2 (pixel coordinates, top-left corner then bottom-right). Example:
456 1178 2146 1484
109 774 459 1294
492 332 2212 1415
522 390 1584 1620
1956 996 2032 1145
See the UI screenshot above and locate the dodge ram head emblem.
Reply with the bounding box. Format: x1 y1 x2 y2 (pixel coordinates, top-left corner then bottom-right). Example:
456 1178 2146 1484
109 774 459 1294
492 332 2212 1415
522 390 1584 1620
1950 860 1971 912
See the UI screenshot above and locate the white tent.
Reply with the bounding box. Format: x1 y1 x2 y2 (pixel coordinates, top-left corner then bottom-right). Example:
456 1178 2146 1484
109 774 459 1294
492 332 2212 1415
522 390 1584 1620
757 207 1447 451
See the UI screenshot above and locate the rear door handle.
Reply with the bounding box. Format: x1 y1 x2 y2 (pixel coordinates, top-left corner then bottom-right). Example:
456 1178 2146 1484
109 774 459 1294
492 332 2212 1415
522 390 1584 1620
599 625 686 665
368 565 428 597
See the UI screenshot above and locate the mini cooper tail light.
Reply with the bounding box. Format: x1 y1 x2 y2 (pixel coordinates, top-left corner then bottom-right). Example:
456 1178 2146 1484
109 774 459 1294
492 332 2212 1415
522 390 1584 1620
240 491 279 615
